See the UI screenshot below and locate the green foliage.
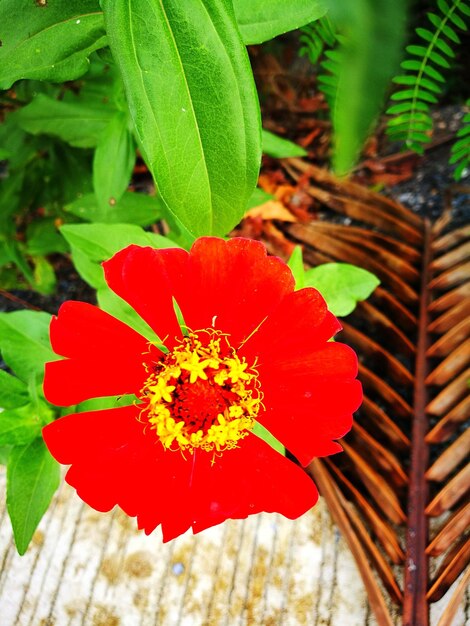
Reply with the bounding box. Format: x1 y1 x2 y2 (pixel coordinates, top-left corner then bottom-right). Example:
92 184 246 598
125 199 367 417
387 0 469 154
0 311 58 383
0 311 61 554
7 438 60 555
450 100 470 179
323 0 407 175
234 0 327 45
299 16 337 64
102 0 261 238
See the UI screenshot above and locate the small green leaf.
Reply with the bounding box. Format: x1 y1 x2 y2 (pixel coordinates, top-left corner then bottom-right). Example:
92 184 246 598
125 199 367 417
65 191 164 226
0 0 106 89
253 422 285 455
233 0 327 44
103 0 261 237
287 246 305 290
0 311 56 383
7 438 60 555
93 112 136 211
262 129 307 158
0 370 28 410
304 263 380 317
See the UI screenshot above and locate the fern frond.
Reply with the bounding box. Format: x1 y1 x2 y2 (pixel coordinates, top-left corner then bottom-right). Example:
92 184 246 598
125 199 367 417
386 0 469 154
450 101 470 180
299 17 337 65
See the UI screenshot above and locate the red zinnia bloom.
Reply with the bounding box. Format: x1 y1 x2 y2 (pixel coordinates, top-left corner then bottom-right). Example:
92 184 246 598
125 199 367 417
42 237 362 541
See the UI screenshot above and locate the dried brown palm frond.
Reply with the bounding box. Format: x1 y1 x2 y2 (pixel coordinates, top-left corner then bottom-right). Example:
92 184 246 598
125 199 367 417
272 159 469 626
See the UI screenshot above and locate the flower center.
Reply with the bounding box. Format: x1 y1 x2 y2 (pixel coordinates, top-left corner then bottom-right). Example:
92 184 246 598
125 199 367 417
139 329 262 455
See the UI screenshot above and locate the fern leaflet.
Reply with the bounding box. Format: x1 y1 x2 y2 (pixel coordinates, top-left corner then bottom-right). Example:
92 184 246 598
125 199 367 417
386 0 469 154
450 100 470 180
299 17 337 65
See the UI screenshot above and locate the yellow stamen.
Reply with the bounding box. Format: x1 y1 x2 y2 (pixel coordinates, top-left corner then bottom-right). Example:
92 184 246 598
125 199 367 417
139 329 262 456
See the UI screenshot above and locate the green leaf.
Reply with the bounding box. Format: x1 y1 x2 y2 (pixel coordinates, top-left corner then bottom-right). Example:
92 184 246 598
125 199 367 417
93 112 136 211
97 287 163 345
304 263 380 317
253 422 285 455
233 0 327 44
0 370 28 410
60 223 179 289
401 59 445 81
103 0 261 237
287 246 305 290
0 404 47 446
447 9 467 30
262 129 307 158
328 0 407 174
0 447 11 465
386 101 430 115
32 256 57 296
16 94 114 148
245 187 275 209
427 12 461 42
76 395 137 413
65 191 164 226
0 311 56 383
0 0 106 89
26 219 69 257
7 438 60 555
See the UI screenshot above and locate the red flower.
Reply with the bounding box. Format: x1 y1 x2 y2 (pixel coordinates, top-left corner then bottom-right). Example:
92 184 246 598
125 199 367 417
42 238 362 541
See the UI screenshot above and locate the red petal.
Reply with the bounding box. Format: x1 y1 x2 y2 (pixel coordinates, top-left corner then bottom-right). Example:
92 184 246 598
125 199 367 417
189 434 318 536
175 238 295 347
239 288 341 366
44 407 317 540
43 405 185 525
49 301 149 358
258 377 363 466
44 301 153 406
103 245 189 348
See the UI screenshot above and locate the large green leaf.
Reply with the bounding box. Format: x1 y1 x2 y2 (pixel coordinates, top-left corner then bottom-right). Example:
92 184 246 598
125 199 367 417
6 438 60 555
0 311 56 383
0 0 106 89
16 94 114 148
327 0 406 174
234 0 327 44
103 0 261 237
